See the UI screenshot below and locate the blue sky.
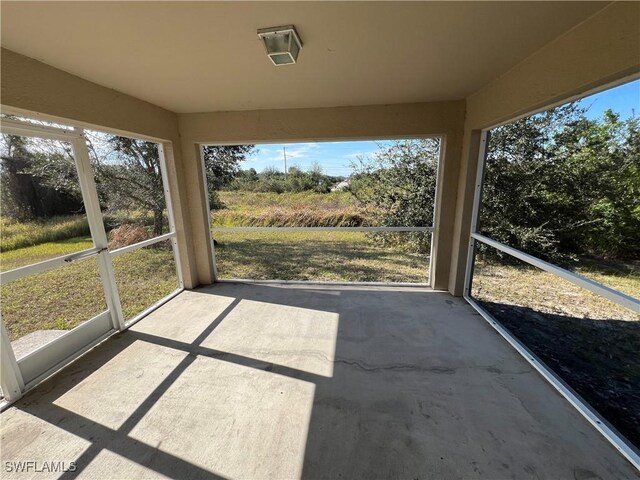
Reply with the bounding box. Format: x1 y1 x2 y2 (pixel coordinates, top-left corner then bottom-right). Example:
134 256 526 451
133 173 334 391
242 79 639 177
244 140 394 177
579 78 639 120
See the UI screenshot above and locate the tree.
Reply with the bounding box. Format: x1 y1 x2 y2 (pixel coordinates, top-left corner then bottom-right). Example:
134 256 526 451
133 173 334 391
349 105 639 263
89 140 256 233
479 105 576 259
307 161 333 193
94 136 167 236
551 110 640 258
0 129 254 235
202 145 254 190
201 145 254 210
0 133 83 219
481 104 640 262
227 162 337 193
349 139 440 252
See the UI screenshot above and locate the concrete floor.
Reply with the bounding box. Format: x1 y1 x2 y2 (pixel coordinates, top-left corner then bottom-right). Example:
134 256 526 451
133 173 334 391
0 282 637 479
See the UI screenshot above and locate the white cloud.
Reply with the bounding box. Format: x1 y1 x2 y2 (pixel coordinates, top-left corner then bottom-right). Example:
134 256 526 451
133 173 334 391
255 142 320 162
343 151 376 161
282 143 319 159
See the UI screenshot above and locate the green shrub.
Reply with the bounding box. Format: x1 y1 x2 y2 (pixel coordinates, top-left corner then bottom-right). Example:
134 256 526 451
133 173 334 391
348 139 440 254
481 106 640 263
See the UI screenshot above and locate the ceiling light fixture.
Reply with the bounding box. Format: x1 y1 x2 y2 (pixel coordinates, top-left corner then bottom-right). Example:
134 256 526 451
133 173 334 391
257 25 303 66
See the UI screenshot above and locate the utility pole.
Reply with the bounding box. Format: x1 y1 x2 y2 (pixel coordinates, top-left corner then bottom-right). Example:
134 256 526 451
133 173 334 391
283 146 288 178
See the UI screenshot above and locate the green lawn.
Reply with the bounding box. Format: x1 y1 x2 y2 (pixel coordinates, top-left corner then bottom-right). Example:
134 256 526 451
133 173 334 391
472 261 639 321
112 240 178 321
0 236 97 271
0 237 178 341
214 230 430 283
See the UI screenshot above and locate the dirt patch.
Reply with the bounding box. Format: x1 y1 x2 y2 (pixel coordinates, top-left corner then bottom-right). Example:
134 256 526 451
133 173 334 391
479 300 640 449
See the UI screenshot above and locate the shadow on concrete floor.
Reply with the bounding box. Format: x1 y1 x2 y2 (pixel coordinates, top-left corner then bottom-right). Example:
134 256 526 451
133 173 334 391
478 300 640 449
1 283 636 479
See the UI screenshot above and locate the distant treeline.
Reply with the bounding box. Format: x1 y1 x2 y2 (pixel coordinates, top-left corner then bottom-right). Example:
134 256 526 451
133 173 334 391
226 165 345 194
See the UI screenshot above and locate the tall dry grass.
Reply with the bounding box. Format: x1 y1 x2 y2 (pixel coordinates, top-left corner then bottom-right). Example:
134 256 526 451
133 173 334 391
219 191 356 210
213 207 367 227
0 215 90 252
0 209 167 252
213 191 373 227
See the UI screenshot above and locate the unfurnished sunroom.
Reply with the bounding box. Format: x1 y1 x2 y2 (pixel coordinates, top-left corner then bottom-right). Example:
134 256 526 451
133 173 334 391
0 2 639 479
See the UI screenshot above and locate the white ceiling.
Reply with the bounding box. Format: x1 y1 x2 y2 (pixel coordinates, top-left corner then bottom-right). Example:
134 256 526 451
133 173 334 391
1 1 608 113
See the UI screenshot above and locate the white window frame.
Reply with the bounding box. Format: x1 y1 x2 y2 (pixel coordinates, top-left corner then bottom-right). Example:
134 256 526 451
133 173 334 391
462 79 640 469
0 112 184 405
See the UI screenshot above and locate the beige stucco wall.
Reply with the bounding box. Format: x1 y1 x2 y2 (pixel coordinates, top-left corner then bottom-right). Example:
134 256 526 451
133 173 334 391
179 102 464 144
1 48 180 142
178 101 465 289
0 48 200 289
449 1 640 295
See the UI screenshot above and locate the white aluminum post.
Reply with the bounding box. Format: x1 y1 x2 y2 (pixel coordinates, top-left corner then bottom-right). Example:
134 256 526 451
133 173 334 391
463 131 489 297
157 144 184 289
428 137 446 286
200 144 218 280
0 316 24 402
71 133 126 330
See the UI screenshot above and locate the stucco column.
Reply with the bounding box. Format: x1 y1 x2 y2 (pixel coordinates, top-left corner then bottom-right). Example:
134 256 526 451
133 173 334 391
448 129 483 296
177 141 216 286
430 131 463 291
158 142 200 289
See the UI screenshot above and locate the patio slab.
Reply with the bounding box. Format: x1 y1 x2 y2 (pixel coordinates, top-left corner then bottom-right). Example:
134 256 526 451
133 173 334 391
0 282 636 479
